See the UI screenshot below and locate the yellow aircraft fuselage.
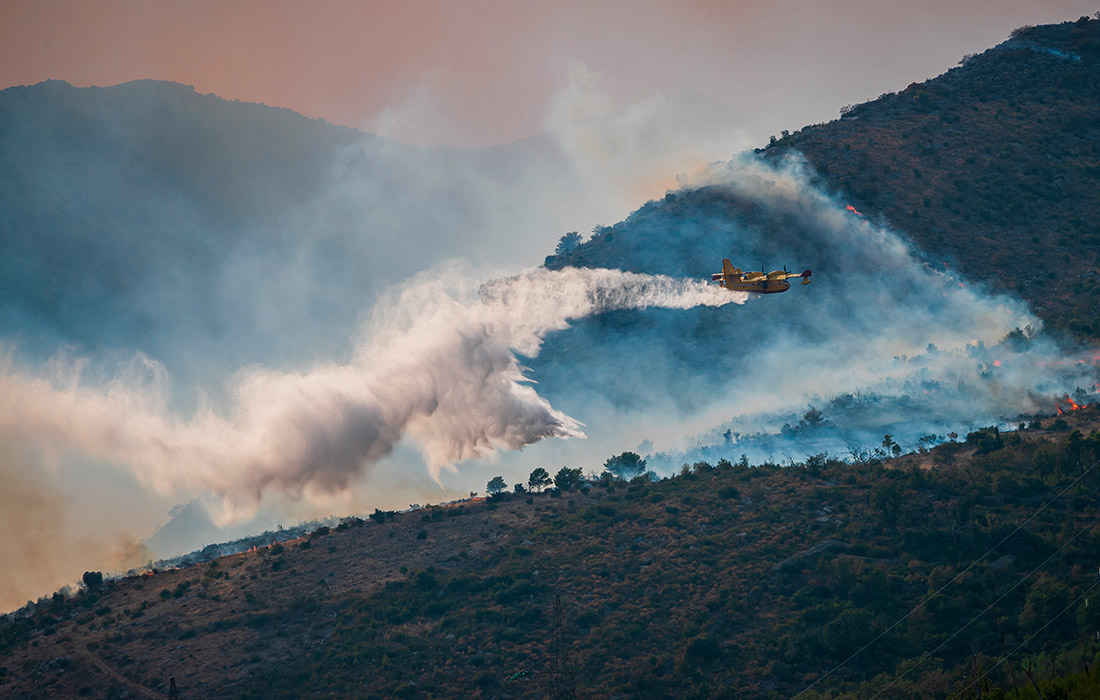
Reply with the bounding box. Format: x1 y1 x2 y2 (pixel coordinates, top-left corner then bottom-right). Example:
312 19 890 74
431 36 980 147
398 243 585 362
711 259 811 294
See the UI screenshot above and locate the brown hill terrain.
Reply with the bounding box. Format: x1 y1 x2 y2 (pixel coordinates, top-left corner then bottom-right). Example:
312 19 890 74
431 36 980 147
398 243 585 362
3 406 1100 698
0 497 545 698
764 16 1100 339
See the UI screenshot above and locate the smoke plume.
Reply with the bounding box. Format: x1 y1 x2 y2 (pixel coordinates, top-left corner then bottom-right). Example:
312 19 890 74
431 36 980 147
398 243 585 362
525 153 1097 467
0 76 752 606
0 266 742 513
0 437 152 613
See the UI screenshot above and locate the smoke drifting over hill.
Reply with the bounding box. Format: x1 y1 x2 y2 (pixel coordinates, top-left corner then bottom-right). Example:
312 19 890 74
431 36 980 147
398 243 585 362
0 77 752 609
0 267 740 516
3 154 1092 579
1 81 1095 612
0 78 745 395
0 441 153 614
530 154 1096 466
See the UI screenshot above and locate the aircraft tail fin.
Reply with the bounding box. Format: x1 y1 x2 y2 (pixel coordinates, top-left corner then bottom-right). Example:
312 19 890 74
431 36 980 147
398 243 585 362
722 259 737 278
801 269 812 285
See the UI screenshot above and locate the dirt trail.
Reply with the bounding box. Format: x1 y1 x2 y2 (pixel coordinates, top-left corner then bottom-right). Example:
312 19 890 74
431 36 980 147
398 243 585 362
75 643 169 700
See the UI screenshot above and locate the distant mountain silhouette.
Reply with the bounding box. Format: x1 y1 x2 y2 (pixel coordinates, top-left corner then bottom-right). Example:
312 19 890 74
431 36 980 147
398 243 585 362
0 79 746 394
0 80 583 391
0 80 364 384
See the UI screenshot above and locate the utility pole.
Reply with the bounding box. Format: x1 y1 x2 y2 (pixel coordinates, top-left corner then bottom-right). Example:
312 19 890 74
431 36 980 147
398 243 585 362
547 595 576 700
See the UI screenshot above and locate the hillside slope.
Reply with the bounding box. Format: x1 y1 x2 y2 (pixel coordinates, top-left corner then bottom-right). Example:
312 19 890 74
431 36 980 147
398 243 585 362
2 411 1099 698
763 17 1100 338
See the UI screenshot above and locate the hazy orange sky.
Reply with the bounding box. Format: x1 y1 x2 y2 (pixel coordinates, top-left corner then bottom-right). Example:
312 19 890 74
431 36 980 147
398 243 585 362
1 0 1096 146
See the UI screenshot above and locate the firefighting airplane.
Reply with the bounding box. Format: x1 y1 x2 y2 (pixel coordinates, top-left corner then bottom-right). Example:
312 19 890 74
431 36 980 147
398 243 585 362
711 258 812 294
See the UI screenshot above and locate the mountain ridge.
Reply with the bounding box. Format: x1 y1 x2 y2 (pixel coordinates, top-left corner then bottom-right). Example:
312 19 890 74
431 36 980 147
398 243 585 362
761 16 1100 338
547 18 1100 344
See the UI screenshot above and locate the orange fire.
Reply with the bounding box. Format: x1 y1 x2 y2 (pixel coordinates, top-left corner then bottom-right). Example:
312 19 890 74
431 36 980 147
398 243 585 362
993 360 1002 367
845 204 863 216
1056 396 1086 414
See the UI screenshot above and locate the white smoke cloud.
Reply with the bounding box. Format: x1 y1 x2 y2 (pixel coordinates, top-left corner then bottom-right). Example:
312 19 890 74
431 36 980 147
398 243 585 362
0 266 743 520
544 60 750 210
3 77 1093 608
310 61 749 291
503 153 1097 470
0 73 756 607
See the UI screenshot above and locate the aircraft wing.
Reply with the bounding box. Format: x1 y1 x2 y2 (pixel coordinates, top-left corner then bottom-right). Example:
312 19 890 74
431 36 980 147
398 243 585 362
768 269 812 284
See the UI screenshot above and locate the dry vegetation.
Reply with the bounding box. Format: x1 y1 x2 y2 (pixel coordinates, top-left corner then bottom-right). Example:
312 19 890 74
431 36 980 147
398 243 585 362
3 407 1100 698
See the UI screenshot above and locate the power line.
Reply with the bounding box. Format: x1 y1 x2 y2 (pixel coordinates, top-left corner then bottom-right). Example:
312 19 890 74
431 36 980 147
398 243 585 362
866 509 1100 699
548 594 577 700
945 573 1100 700
792 455 1100 699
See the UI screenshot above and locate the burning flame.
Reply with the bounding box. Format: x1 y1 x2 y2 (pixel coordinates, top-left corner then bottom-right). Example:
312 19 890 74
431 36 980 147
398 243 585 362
845 204 863 217
1055 395 1086 414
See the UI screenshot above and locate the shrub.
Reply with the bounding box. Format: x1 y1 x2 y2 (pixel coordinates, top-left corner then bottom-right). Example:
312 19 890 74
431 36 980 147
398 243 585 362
718 486 740 500
82 571 104 590
678 634 723 669
415 571 436 590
